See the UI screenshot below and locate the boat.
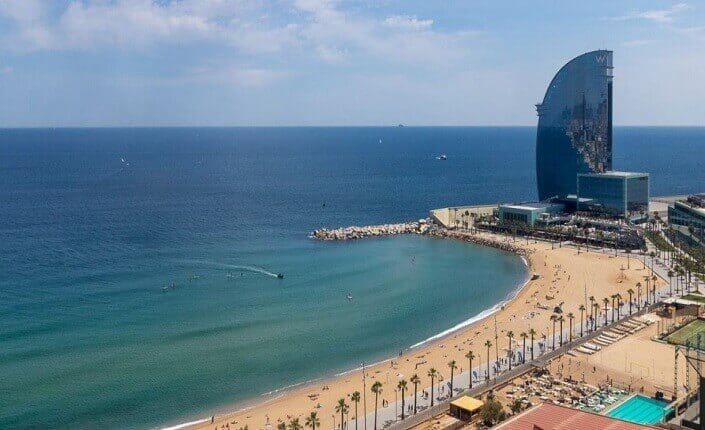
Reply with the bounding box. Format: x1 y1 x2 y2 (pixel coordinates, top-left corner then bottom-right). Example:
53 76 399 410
347 293 353 300
277 273 284 279
436 154 447 160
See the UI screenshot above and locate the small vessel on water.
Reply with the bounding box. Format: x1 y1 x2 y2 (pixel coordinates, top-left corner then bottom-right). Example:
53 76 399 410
277 273 284 279
346 293 353 300
436 154 447 160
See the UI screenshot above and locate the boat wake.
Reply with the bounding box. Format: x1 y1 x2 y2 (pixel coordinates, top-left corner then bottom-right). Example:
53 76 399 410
175 260 281 278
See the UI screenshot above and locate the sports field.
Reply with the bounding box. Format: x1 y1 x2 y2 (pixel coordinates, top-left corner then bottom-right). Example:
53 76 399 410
667 318 705 349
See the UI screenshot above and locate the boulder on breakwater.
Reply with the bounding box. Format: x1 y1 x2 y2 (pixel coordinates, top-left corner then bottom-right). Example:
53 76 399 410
312 220 430 240
425 228 530 257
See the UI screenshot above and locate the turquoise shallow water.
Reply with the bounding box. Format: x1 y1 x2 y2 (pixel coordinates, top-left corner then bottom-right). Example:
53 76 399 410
607 394 671 424
1 127 702 429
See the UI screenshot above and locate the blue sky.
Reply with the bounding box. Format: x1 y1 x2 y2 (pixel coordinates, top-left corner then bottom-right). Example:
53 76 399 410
0 0 704 126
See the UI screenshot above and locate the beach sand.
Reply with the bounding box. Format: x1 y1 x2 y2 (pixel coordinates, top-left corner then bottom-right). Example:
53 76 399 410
546 319 687 399
189 232 664 430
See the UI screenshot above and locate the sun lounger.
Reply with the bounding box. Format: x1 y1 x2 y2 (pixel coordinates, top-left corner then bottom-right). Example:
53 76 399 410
583 342 602 351
576 346 595 354
616 325 635 334
603 331 623 339
622 321 640 329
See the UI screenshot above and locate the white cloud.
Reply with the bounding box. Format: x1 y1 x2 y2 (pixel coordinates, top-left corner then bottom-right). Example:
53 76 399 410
0 0 477 68
315 45 347 63
610 2 691 24
383 15 433 30
0 0 296 52
620 39 653 47
184 64 290 88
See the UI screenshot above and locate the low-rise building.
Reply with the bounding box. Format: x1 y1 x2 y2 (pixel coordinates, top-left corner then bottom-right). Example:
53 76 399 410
577 171 649 221
448 396 484 421
497 202 564 226
494 402 660 430
668 195 705 244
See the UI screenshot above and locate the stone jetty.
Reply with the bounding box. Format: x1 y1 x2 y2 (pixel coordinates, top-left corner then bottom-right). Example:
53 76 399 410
312 219 531 260
312 220 430 240
426 228 530 257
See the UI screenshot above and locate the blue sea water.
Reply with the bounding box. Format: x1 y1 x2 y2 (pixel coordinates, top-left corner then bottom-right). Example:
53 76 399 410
0 127 703 429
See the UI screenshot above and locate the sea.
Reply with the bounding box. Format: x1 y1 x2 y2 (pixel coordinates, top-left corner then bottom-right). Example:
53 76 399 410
1 127 703 429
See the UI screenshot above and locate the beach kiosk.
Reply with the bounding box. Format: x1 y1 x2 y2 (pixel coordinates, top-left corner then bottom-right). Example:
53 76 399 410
449 396 484 421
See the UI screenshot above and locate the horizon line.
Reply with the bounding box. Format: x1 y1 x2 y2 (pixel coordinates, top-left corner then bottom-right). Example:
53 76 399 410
2 124 705 129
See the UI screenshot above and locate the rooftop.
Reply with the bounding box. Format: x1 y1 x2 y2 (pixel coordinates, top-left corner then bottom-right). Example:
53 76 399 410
494 403 659 430
579 171 649 179
499 202 561 211
449 396 484 412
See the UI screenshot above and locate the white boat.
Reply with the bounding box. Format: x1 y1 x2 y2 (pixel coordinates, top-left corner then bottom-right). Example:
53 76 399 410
436 154 447 160
347 293 353 300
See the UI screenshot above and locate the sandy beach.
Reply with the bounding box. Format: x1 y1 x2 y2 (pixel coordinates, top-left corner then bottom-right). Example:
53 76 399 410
189 231 664 430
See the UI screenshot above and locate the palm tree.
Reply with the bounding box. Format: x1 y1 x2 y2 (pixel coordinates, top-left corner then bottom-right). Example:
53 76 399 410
371 381 382 430
603 297 609 326
410 374 420 414
397 379 408 420
506 331 514 370
593 303 600 330
289 418 302 430
616 294 623 319
465 351 475 389
278 423 287 430
668 269 674 296
550 314 558 350
484 340 492 383
589 296 596 331
578 304 586 337
306 412 320 430
610 294 617 322
558 316 564 346
567 312 574 343
427 368 437 406
627 288 634 315
336 399 349 430
520 332 528 364
447 360 457 395
636 282 642 311
350 392 360 430
652 275 658 301
529 328 536 361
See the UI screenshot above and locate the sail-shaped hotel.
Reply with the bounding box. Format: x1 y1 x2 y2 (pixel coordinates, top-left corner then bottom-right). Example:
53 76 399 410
498 50 649 223
535 50 614 201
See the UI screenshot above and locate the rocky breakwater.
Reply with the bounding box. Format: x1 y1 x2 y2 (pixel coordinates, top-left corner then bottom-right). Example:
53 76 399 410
426 228 531 257
312 220 430 240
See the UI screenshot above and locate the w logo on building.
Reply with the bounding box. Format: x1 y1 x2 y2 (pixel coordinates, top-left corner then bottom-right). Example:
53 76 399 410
595 54 608 64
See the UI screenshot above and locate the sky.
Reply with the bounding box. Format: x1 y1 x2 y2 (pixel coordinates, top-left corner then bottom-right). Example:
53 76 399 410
0 0 704 127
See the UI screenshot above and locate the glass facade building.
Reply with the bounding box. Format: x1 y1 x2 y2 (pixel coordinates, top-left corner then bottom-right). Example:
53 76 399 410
577 172 649 220
668 196 705 244
536 50 613 201
497 202 564 226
